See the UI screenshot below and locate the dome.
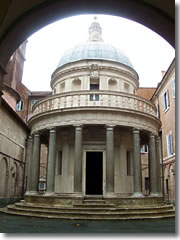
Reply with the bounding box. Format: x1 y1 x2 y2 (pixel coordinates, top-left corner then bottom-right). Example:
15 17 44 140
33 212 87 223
57 42 134 69
55 18 134 70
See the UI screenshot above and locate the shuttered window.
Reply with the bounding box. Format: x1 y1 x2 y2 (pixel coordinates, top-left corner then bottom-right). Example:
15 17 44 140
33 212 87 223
162 89 169 111
16 100 24 111
167 133 173 156
172 78 175 98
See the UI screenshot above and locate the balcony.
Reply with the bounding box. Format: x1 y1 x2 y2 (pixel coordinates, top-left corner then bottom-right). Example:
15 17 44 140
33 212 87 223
31 91 157 119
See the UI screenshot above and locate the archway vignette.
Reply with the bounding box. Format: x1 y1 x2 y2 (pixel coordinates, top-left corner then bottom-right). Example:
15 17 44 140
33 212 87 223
0 0 174 69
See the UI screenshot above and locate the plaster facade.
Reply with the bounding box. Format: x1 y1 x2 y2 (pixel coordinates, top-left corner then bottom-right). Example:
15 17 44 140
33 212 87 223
0 99 29 206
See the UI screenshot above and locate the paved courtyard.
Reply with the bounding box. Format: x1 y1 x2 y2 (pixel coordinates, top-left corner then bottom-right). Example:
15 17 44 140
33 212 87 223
0 212 175 233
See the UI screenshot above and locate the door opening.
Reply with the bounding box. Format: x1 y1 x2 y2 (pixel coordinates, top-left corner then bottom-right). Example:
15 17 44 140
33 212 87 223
86 151 103 195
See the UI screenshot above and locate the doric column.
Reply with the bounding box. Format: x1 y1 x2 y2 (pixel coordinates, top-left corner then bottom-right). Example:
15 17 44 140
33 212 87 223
106 125 114 194
132 129 143 197
31 132 41 193
155 136 161 194
74 125 83 193
149 133 160 196
25 136 33 194
46 128 56 194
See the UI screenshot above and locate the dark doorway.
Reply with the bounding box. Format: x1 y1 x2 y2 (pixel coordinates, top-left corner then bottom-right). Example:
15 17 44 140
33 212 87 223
86 152 103 195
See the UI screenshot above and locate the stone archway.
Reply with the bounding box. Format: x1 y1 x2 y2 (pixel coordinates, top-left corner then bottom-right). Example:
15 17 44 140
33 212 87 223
0 157 8 197
0 0 175 69
169 164 175 201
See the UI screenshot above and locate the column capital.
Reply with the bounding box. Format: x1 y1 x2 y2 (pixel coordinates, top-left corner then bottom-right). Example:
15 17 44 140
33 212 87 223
74 124 83 130
132 128 140 134
28 135 33 142
155 136 160 142
149 132 155 139
106 125 115 130
49 128 56 134
33 132 40 137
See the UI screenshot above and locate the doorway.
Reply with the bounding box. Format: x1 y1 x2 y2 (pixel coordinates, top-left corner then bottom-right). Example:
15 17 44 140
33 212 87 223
86 152 103 195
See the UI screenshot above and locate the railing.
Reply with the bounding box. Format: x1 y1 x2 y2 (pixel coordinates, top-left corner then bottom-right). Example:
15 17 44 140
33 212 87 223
31 90 157 118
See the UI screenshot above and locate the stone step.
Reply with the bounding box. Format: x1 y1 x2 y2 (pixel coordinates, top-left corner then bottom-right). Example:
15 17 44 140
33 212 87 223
83 200 106 204
74 203 115 208
14 202 174 213
5 206 175 220
7 204 175 220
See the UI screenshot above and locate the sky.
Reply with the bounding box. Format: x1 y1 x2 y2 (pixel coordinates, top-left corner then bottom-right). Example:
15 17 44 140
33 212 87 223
22 14 175 91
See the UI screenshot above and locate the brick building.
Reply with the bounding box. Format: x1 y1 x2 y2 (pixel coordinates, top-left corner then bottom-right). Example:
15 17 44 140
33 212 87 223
151 59 175 202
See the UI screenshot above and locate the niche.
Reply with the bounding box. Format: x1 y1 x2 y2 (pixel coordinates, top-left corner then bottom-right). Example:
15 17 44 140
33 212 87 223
72 78 81 91
124 82 130 93
108 78 117 90
60 82 65 92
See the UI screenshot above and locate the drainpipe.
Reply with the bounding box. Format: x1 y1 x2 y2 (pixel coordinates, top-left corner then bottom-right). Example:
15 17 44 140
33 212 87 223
159 131 164 200
22 137 28 197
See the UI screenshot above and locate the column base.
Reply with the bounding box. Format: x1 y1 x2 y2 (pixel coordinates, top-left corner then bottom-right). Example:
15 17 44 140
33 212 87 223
104 192 117 198
72 192 84 198
25 191 39 196
131 192 144 198
149 192 163 197
44 192 55 196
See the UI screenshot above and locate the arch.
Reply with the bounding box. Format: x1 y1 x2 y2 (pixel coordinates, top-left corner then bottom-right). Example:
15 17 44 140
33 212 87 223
0 1 174 69
0 157 8 197
11 162 18 197
163 165 169 197
169 164 175 201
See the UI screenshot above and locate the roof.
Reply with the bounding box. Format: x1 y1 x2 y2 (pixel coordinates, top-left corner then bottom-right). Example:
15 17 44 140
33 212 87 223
56 42 134 70
136 88 156 100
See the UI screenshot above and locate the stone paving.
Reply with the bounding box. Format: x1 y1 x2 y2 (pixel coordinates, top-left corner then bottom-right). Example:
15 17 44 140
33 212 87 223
0 212 175 233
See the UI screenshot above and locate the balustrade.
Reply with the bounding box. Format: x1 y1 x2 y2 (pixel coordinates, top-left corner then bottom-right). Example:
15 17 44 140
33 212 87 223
32 91 157 118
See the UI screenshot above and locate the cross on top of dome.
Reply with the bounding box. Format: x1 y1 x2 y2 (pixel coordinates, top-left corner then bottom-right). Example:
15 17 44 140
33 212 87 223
88 17 104 42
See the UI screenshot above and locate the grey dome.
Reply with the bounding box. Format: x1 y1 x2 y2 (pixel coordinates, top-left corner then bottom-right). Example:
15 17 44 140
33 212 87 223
57 42 134 69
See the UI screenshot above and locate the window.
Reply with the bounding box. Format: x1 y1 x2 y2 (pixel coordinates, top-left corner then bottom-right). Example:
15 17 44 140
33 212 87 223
172 78 175 98
162 89 169 111
90 83 99 90
90 84 99 101
16 100 23 111
31 99 38 110
140 145 148 153
57 151 62 175
167 133 173 156
127 151 133 176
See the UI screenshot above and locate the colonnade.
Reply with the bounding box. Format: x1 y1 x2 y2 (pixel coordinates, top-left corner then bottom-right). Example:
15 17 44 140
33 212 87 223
25 126 161 197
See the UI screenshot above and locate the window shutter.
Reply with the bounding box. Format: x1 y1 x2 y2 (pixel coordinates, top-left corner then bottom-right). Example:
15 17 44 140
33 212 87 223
170 134 173 154
168 134 173 155
166 90 169 107
162 95 165 111
172 79 175 97
168 134 171 155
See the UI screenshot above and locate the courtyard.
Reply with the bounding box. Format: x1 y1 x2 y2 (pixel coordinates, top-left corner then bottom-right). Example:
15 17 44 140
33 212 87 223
0 212 175 233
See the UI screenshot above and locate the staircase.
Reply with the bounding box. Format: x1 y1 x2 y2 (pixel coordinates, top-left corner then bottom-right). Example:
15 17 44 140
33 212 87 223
2 197 175 220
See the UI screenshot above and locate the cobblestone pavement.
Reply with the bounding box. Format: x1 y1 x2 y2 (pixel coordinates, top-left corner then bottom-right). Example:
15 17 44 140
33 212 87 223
0 212 175 233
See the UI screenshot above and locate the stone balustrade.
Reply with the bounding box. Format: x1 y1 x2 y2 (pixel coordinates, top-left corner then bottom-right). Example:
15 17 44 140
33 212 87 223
31 91 157 118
